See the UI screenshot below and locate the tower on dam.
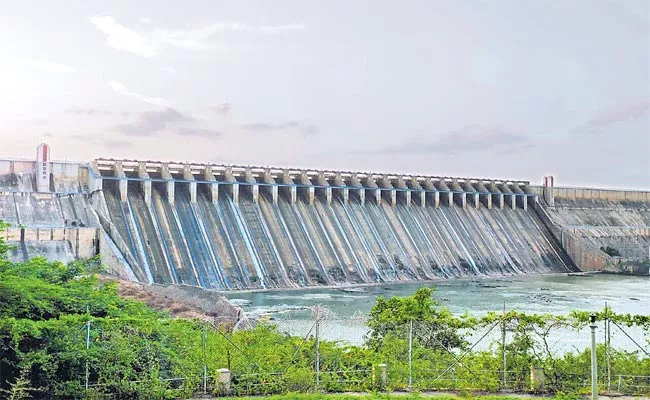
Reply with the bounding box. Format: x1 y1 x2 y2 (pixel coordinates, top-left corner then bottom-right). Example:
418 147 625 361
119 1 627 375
36 143 51 193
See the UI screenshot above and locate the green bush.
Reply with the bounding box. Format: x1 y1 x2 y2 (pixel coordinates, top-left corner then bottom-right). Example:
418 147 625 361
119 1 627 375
0 219 648 398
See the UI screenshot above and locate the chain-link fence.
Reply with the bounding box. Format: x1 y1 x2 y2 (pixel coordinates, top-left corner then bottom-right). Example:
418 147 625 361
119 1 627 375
71 306 648 398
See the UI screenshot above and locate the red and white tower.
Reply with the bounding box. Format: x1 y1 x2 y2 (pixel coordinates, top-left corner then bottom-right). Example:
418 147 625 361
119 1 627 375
36 143 51 192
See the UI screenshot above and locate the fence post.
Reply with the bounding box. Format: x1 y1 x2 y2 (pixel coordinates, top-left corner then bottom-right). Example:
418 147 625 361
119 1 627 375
605 310 611 392
85 320 91 390
202 322 207 394
217 368 231 394
590 314 598 400
378 363 387 389
502 302 507 389
315 316 320 390
408 318 413 389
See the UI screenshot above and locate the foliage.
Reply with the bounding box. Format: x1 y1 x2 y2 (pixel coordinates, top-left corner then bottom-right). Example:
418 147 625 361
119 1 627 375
0 219 648 398
366 287 473 352
0 221 13 264
600 246 621 257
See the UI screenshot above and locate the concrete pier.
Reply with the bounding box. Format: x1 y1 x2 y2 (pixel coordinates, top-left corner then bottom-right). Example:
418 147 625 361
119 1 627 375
333 173 348 204
137 162 152 205
363 175 381 206
350 173 365 205
435 180 453 207
423 178 439 208
263 169 278 204
161 164 175 204
281 170 297 204
203 166 219 203
408 177 425 207
488 181 504 209
315 172 332 205
298 172 315 205
509 183 526 210
475 181 492 209
462 181 479 208
450 180 467 208
522 184 537 209
183 165 197 203
244 168 259 203
89 161 102 192
395 176 411 206
379 175 396 206
224 167 239 203
498 183 516 209
114 161 128 203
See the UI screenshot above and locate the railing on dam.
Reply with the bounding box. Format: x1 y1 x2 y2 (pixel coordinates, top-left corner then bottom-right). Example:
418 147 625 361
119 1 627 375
90 159 538 210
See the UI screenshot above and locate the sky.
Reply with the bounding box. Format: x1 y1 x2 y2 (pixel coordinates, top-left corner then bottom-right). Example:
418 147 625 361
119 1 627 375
0 0 648 189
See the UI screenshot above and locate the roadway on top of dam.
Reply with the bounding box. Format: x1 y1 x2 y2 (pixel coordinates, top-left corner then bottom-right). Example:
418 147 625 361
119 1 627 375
94 175 536 197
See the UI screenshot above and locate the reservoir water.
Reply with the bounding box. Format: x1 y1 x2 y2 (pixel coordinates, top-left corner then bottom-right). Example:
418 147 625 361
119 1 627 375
224 273 648 346
225 273 649 319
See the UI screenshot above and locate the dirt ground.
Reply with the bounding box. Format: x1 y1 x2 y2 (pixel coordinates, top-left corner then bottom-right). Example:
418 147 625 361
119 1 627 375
99 275 241 322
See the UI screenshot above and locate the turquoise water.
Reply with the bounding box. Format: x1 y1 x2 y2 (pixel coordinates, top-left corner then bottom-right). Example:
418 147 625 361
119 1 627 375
224 273 649 319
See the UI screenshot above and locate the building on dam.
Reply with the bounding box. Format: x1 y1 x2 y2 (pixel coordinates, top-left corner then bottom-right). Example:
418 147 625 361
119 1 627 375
1 144 648 289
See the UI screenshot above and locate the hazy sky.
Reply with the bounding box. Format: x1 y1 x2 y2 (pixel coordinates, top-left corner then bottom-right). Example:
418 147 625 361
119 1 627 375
0 0 648 188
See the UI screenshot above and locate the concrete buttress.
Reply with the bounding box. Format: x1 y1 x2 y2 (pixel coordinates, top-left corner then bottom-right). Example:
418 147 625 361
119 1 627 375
280 170 296 204
333 173 348 204
224 167 239 203
137 163 151 205
263 169 278 204
114 161 128 203
182 166 197 203
244 168 258 203
160 164 175 204
203 166 219 203
315 172 331 205
350 174 364 205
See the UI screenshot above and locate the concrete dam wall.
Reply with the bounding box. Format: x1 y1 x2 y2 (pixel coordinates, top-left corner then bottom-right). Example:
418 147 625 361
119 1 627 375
89 160 575 290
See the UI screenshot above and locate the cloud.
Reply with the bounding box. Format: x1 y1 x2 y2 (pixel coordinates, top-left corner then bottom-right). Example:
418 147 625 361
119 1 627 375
113 108 224 139
363 125 532 155
241 121 319 136
17 59 77 73
574 99 650 134
104 139 133 149
175 128 222 138
109 80 170 107
66 108 132 117
115 108 187 136
66 134 133 149
139 17 152 24
210 103 232 116
90 16 158 58
162 66 177 74
90 15 306 57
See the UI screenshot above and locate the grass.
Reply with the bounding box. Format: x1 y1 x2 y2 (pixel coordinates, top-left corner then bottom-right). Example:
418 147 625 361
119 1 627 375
219 394 549 400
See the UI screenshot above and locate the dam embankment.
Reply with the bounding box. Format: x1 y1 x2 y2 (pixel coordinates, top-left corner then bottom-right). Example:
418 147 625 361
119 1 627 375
1 154 648 288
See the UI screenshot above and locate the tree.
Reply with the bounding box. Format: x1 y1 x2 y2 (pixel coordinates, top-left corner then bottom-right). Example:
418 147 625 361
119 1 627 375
0 220 11 262
365 287 472 351
600 246 621 257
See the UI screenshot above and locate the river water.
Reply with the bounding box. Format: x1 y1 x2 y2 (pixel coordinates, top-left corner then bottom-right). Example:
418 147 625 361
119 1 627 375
224 273 649 319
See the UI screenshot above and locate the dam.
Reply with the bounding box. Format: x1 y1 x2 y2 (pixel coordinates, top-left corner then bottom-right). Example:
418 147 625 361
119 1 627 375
1 145 649 290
